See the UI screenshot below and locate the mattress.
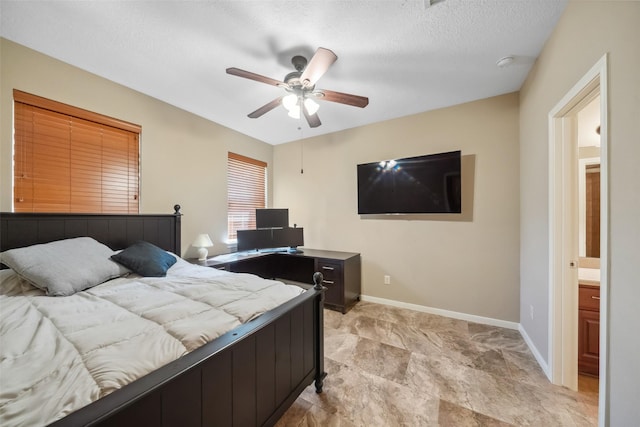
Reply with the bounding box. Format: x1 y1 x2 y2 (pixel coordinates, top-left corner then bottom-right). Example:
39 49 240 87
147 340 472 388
0 257 304 426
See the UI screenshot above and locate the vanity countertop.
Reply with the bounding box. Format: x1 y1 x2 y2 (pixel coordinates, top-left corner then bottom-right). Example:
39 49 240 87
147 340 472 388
579 267 600 287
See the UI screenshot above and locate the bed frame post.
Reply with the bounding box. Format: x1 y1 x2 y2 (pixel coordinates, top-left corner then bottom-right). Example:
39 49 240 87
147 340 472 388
173 204 182 255
312 272 327 393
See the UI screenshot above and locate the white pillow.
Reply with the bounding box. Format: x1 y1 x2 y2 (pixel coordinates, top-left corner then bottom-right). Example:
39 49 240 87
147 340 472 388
0 237 129 296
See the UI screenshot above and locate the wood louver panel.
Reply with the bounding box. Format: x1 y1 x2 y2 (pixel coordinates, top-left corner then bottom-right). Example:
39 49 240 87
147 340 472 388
70 117 103 213
101 125 139 213
14 103 35 211
14 97 140 214
32 108 71 212
227 152 267 241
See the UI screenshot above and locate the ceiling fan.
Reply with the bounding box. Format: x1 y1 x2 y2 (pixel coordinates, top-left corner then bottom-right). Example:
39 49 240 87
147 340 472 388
226 47 369 128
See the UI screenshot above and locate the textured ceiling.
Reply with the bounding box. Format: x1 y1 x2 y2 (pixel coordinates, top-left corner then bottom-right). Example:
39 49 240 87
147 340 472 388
0 0 567 145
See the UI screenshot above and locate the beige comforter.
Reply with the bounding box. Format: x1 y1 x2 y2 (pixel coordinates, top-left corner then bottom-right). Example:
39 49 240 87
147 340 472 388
0 258 304 426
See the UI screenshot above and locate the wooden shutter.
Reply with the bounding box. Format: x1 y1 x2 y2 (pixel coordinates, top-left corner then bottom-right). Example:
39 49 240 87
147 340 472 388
13 90 140 213
227 152 267 240
101 125 139 213
14 104 71 212
70 116 102 213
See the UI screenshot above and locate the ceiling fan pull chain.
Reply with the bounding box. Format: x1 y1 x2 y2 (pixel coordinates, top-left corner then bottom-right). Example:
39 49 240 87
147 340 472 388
299 128 304 174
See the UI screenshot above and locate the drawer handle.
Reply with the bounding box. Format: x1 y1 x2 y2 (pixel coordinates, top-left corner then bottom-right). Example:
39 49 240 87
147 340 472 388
322 266 335 271
591 296 600 300
322 280 334 285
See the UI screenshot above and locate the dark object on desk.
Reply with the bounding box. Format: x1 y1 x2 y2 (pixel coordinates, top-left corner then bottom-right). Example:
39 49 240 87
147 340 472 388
237 226 304 252
276 226 304 248
237 228 272 251
0 209 326 427
256 208 289 229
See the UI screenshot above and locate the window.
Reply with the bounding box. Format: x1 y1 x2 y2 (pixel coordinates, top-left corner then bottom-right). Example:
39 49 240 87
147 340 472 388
227 152 266 241
13 90 140 213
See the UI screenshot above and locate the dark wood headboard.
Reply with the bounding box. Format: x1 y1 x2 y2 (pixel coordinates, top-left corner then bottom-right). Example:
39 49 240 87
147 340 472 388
0 205 182 254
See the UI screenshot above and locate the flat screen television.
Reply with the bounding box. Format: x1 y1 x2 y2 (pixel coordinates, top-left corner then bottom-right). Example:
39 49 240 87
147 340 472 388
357 150 461 214
256 208 289 229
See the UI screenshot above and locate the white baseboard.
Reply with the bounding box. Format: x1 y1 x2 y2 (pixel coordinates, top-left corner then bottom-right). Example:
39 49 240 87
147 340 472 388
359 294 520 330
518 324 551 380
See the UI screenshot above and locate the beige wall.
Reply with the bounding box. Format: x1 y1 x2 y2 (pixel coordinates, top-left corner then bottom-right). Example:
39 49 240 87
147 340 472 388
0 38 273 256
274 93 520 322
519 1 640 423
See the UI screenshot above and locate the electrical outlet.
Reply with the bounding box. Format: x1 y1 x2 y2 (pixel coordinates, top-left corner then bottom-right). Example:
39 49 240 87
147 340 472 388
384 275 391 285
529 305 534 320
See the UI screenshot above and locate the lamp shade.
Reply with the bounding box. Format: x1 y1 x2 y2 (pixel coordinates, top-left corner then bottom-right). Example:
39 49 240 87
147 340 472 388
192 234 213 248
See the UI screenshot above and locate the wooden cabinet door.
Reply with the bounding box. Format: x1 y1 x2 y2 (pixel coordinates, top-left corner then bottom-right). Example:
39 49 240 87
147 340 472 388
578 308 600 376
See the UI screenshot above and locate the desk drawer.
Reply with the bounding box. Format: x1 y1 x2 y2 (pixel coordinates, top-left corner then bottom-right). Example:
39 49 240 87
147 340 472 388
318 261 342 284
317 260 343 306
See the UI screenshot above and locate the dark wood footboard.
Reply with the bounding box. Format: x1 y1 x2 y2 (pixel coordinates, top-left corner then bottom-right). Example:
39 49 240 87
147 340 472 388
48 279 325 427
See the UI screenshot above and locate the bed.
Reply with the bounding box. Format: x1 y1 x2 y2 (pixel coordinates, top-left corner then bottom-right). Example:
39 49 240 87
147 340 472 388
0 207 326 427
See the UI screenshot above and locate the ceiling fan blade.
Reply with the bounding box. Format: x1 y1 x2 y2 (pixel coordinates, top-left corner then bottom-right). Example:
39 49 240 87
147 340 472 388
319 89 369 108
248 97 283 118
299 47 338 88
303 104 321 128
226 67 286 87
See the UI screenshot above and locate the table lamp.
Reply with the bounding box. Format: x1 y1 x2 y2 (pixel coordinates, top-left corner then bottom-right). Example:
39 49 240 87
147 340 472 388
193 234 214 260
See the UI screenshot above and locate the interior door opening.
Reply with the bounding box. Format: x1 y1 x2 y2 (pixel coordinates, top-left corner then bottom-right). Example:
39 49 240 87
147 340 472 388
548 54 608 426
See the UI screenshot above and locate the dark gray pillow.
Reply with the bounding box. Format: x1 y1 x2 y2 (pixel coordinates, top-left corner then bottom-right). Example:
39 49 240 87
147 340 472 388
111 241 177 277
0 237 129 296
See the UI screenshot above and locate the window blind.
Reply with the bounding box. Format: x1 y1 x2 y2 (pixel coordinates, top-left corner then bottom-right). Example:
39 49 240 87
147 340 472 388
227 152 267 240
13 91 140 213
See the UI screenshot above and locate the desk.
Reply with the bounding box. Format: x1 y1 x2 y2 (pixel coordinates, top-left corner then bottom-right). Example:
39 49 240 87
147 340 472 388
193 248 361 313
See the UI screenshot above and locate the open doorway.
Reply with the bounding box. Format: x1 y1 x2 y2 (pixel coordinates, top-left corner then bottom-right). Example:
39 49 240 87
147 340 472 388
548 54 608 425
576 95 601 395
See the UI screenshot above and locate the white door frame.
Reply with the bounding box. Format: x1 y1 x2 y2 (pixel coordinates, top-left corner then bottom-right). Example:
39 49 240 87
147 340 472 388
548 54 608 426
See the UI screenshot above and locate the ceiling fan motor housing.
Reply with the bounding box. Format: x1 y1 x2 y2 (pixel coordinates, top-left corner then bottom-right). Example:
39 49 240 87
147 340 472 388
284 71 303 88
291 55 308 72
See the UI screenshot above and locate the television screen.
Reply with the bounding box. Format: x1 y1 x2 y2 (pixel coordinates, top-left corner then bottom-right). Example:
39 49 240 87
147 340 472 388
256 208 289 229
357 150 461 214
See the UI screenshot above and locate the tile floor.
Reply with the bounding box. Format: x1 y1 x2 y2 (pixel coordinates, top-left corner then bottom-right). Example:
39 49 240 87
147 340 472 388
276 301 598 426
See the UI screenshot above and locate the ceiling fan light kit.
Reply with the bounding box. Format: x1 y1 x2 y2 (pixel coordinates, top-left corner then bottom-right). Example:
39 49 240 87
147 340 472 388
287 106 300 119
304 98 319 115
282 93 298 111
226 47 369 128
